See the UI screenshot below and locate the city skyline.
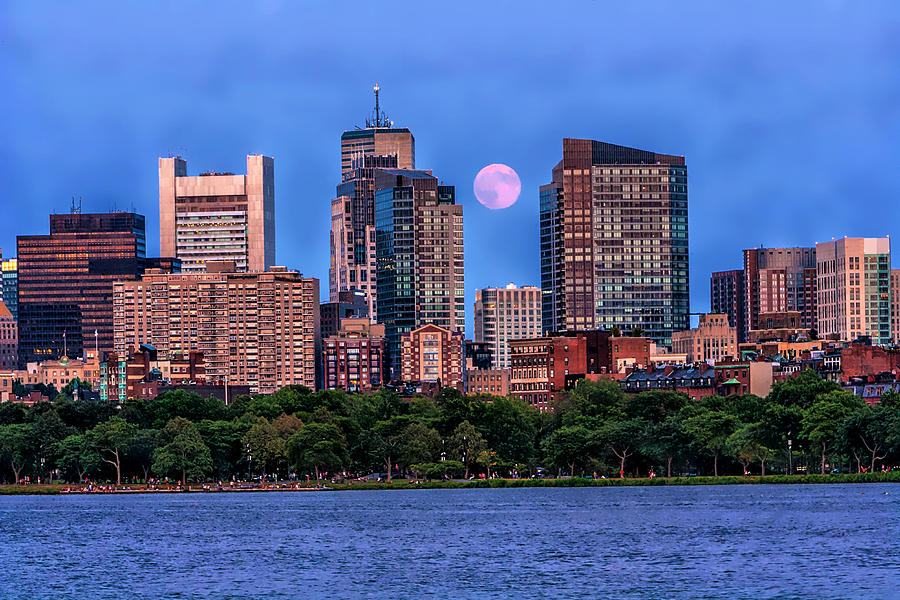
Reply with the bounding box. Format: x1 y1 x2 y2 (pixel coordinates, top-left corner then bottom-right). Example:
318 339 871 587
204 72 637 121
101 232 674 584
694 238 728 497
3 3 898 339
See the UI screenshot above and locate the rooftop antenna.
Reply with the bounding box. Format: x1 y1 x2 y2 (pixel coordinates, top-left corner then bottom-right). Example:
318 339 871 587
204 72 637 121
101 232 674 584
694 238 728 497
70 196 82 214
366 83 389 128
374 83 381 127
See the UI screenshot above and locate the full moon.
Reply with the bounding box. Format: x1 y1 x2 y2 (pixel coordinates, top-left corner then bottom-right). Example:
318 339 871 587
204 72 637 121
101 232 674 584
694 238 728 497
474 163 521 210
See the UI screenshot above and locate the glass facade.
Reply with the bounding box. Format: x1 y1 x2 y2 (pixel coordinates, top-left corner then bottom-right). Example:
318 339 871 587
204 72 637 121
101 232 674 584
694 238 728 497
17 213 147 366
540 139 690 346
375 169 463 379
0 257 16 321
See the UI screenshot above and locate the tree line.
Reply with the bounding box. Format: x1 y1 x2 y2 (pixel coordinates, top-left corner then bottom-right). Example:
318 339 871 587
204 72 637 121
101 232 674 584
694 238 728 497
0 369 898 485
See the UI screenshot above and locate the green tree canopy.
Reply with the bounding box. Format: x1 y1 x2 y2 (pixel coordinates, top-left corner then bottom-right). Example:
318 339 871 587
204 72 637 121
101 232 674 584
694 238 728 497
56 434 100 482
152 417 212 485
88 416 137 485
287 422 348 481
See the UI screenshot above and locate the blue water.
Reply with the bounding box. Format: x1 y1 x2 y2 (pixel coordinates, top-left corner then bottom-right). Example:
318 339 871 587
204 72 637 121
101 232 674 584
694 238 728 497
0 485 897 599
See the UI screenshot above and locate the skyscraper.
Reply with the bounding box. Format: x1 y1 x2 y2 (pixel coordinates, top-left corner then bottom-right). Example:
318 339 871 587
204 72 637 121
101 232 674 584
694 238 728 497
743 247 817 340
17 212 155 366
331 86 415 318
159 154 275 273
474 284 542 369
816 237 891 344
710 269 745 341
540 138 689 346
375 169 463 375
340 84 414 175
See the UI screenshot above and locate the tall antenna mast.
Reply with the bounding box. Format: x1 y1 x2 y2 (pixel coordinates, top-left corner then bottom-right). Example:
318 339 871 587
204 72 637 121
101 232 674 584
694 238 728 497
374 83 381 127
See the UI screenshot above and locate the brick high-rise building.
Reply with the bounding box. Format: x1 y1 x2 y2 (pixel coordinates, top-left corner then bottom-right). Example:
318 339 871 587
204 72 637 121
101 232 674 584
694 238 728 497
816 238 891 344
540 138 689 346
375 169 463 376
331 87 415 319
400 323 464 389
323 320 386 392
159 154 275 273
710 269 744 341
113 266 320 394
743 247 817 341
474 284 542 369
16 212 171 366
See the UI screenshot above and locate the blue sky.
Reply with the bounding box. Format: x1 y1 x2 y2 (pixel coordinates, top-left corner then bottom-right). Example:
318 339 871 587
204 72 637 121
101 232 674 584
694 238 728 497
2 1 898 336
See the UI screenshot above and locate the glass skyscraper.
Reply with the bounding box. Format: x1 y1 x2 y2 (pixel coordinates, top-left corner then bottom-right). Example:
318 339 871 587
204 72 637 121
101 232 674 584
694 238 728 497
540 138 689 346
374 169 463 377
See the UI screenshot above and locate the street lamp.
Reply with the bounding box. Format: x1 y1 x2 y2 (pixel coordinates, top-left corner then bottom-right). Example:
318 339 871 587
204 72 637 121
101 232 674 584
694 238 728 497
787 438 793 475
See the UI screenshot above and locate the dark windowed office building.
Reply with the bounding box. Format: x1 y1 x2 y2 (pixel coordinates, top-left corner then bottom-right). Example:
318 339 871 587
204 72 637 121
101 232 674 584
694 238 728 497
541 138 689 346
710 269 746 341
375 169 464 377
17 212 177 366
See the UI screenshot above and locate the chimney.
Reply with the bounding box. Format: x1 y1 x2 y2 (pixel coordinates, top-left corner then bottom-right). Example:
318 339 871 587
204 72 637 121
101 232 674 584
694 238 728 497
664 364 675 377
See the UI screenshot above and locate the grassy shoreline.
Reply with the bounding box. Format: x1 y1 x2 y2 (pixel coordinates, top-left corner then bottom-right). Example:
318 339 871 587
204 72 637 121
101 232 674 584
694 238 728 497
2 472 898 495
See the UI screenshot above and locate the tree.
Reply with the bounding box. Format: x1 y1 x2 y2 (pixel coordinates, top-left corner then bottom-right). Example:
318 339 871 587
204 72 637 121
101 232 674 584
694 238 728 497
128 429 160 481
477 397 539 464
554 379 627 428
477 449 498 479
541 425 593 477
55 434 100 482
146 390 226 429
362 418 408 482
286 423 348 481
31 409 74 481
727 424 772 476
802 392 862 475
596 419 645 478
242 417 284 477
398 422 441 468
447 421 486 479
642 418 690 478
851 406 892 473
88 416 137 485
152 417 212 485
197 420 248 480
683 410 738 476
272 414 304 439
0 424 33 484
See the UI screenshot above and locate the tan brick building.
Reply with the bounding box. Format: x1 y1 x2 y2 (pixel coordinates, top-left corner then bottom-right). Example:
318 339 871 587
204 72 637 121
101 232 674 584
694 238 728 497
466 368 509 396
113 266 319 394
816 238 891 344
672 313 737 363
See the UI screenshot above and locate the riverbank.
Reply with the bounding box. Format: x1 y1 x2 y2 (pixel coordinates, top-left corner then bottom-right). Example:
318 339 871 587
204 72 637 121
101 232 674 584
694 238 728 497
2 471 898 495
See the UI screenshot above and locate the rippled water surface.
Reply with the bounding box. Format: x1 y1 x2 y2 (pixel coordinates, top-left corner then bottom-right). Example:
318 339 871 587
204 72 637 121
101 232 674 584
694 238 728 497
1 484 898 599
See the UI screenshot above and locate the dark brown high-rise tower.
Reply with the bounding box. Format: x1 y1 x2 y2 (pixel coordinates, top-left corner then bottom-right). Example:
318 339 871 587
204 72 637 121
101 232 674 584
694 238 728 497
541 138 689 346
17 212 177 366
331 86 415 319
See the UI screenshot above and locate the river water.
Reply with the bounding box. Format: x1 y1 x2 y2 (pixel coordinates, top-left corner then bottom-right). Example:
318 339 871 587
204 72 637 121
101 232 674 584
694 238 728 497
0 484 897 599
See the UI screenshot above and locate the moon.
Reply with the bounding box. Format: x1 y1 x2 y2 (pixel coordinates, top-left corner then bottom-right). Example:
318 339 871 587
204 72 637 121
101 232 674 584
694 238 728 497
474 163 521 210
